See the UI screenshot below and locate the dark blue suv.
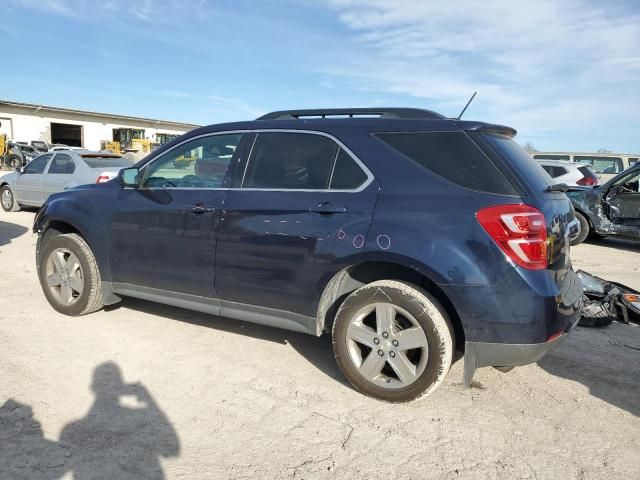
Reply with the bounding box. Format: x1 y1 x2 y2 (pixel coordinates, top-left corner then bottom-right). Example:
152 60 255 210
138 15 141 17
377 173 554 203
34 108 583 402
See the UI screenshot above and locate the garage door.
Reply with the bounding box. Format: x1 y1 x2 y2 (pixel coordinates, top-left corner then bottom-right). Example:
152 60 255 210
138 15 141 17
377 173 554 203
0 118 13 138
51 122 82 147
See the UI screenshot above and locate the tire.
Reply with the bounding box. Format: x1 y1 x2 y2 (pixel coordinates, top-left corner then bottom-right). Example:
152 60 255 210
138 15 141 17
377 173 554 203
37 232 104 316
5 154 23 169
332 280 454 402
571 211 589 246
1 185 21 212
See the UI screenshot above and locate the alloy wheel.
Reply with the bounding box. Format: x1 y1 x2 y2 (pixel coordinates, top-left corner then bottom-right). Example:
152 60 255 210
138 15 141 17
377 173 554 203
345 302 429 389
1 188 12 210
45 248 84 306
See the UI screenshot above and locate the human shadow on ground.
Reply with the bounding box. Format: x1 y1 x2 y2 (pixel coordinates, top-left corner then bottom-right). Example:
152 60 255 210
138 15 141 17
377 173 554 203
0 362 180 479
0 220 28 247
115 297 348 387
538 323 640 417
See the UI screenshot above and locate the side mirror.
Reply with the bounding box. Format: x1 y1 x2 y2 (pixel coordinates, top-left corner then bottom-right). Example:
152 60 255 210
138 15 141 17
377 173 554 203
120 167 140 188
15 167 23 174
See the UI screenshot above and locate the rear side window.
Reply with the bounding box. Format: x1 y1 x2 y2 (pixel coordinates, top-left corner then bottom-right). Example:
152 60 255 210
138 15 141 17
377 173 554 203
375 131 517 195
330 150 368 190
629 158 638 166
48 154 75 174
243 132 338 189
575 156 623 174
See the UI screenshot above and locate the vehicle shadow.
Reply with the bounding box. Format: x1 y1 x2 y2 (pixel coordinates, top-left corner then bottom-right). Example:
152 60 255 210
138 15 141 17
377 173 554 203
538 323 640 417
0 362 180 479
115 297 348 387
585 236 640 253
0 220 28 247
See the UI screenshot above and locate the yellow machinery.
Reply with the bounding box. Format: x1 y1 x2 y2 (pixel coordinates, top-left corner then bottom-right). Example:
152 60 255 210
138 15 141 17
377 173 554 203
0 133 6 159
101 140 122 155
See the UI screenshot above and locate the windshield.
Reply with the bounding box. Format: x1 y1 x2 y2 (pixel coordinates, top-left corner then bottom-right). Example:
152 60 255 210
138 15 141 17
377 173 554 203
81 155 133 168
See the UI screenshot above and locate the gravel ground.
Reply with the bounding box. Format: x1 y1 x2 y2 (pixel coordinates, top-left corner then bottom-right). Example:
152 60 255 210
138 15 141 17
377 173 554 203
1 209 639 480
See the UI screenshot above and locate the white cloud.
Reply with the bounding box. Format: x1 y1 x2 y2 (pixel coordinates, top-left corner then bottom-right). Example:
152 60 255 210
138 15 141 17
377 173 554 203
323 0 640 150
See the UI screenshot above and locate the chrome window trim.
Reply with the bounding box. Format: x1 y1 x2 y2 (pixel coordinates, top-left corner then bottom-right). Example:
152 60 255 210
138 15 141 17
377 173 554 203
132 128 374 193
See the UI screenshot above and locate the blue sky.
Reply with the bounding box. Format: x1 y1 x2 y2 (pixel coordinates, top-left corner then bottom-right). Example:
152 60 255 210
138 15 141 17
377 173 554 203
1 0 639 152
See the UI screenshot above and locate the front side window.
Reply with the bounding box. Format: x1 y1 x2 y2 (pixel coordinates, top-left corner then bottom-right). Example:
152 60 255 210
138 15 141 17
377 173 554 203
611 170 640 192
143 133 243 189
243 132 338 189
47 154 75 174
23 154 52 174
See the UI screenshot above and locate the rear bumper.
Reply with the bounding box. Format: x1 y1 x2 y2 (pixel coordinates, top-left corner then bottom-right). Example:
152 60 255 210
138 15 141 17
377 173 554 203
463 313 580 386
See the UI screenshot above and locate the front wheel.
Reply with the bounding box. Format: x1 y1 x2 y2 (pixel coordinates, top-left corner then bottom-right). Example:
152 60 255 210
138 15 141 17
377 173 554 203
1 185 20 212
571 211 590 246
37 232 104 316
332 280 454 402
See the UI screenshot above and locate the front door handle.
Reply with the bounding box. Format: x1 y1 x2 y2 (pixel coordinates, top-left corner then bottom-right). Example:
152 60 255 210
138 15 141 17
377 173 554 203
310 202 347 214
188 205 215 214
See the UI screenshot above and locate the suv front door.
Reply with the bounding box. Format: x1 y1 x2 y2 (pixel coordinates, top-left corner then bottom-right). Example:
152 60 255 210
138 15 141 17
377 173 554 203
215 131 378 329
109 132 248 301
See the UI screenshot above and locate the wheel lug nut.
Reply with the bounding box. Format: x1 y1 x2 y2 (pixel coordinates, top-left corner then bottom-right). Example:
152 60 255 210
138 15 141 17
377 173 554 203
389 351 396 358
392 340 399 347
382 332 389 338
377 350 384 357
373 338 380 345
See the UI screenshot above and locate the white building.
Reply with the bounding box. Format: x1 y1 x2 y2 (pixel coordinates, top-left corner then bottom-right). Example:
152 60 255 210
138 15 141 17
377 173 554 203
0 99 199 150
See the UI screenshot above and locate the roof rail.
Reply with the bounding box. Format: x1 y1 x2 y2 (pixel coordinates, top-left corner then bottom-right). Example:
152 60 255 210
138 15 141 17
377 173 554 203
256 108 445 121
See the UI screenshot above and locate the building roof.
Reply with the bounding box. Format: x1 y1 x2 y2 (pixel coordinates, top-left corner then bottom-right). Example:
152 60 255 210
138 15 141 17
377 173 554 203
0 99 200 130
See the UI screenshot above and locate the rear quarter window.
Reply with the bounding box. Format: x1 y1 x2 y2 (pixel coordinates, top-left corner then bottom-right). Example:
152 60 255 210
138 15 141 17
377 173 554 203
375 131 517 195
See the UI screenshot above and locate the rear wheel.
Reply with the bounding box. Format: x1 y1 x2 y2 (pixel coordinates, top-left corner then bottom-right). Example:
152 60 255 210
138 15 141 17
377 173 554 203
332 280 454 402
1 185 20 212
37 233 104 316
571 211 590 246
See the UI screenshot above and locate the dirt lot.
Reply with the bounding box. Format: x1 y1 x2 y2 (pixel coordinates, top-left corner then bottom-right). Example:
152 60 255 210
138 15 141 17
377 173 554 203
1 209 639 480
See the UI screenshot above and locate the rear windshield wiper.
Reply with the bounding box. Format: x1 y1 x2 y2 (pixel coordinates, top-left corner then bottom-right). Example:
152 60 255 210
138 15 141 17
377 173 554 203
546 183 569 193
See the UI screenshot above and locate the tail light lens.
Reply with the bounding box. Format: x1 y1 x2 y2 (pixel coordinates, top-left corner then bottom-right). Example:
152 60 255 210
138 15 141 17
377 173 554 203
96 175 111 183
576 176 598 186
477 204 548 270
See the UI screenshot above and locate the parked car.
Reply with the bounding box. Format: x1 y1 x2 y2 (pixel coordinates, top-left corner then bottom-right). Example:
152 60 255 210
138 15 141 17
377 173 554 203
1 142 40 168
30 140 50 153
50 146 88 152
0 151 132 211
532 152 639 182
32 108 583 402
566 163 640 245
536 160 598 187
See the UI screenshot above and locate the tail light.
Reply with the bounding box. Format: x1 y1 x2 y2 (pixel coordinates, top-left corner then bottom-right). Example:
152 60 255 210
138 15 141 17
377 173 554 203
576 176 598 186
96 175 111 183
476 204 548 270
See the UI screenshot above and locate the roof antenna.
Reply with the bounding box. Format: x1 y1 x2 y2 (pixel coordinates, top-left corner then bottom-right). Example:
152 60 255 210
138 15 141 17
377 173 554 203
457 91 477 119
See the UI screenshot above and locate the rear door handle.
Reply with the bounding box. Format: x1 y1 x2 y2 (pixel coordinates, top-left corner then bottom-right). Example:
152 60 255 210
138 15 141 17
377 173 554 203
188 205 215 214
310 202 347 214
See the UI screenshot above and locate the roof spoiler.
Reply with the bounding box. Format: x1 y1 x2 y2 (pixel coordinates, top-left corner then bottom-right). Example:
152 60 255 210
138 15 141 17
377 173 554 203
257 108 445 120
458 121 517 138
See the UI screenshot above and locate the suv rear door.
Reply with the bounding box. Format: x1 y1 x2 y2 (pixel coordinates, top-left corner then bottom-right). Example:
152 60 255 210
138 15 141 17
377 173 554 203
214 130 378 327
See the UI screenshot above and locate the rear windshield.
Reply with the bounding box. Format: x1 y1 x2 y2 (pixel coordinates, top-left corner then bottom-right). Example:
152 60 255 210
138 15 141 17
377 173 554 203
375 131 517 195
80 155 132 168
577 166 597 179
479 133 553 193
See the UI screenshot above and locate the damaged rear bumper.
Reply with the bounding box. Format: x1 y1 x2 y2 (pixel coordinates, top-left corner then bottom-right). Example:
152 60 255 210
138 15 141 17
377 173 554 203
463 315 580 387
